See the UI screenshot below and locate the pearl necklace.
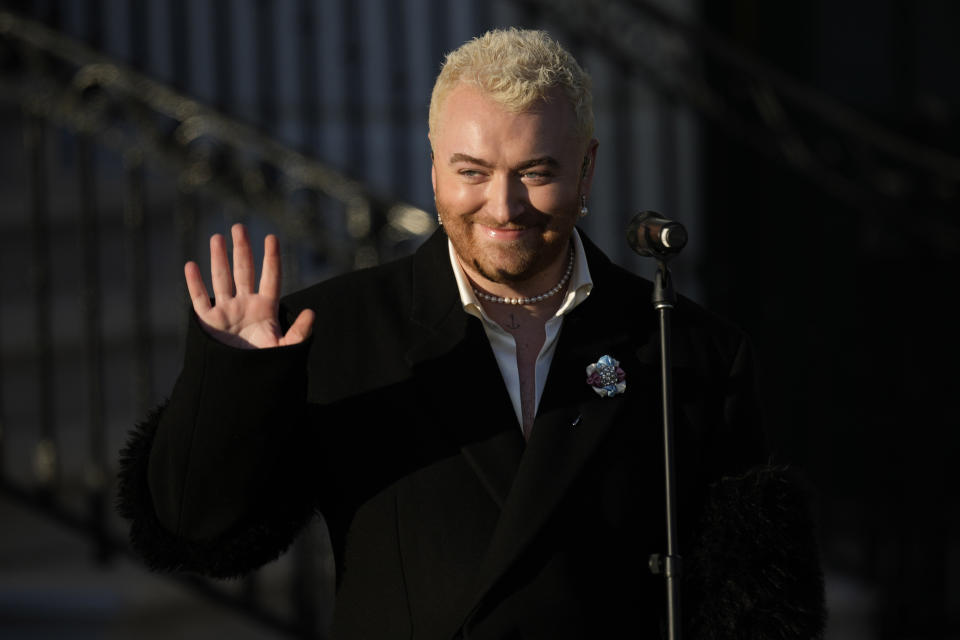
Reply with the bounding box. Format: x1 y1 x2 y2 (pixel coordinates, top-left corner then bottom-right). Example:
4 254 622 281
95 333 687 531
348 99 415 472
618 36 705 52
472 248 574 305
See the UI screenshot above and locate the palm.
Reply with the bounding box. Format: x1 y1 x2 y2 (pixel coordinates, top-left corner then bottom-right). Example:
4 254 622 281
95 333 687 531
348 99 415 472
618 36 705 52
185 224 314 349
196 294 283 349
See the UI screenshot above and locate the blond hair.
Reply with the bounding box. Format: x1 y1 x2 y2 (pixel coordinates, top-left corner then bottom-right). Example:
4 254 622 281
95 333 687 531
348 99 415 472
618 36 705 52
428 28 594 142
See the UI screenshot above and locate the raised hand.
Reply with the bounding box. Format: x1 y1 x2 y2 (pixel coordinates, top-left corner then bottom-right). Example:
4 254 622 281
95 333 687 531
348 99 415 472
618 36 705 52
184 223 314 349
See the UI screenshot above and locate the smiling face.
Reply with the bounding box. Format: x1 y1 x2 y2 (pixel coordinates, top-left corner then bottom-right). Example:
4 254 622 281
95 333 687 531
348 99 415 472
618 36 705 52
431 84 597 295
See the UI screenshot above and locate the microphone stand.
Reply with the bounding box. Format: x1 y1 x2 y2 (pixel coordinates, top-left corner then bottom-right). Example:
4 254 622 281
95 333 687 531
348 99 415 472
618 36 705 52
647 257 682 640
626 210 687 638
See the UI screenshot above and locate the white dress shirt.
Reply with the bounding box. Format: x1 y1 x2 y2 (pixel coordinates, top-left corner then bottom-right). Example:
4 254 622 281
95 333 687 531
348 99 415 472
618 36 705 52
448 230 594 430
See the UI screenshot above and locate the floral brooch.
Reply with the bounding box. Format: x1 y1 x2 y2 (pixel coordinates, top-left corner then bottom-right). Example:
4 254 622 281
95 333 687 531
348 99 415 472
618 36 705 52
586 355 626 397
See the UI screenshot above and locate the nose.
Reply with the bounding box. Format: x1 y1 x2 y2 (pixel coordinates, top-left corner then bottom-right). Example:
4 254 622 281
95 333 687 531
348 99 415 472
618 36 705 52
485 174 526 225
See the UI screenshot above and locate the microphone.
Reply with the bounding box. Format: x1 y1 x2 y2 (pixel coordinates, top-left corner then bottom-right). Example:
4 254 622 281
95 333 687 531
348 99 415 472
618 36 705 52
626 211 688 258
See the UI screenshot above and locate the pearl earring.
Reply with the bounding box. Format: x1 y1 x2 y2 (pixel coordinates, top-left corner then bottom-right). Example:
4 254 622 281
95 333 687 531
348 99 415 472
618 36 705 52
579 195 589 218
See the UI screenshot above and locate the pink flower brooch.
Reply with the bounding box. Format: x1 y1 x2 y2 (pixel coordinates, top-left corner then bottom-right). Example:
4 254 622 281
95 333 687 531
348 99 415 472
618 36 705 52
586 355 626 397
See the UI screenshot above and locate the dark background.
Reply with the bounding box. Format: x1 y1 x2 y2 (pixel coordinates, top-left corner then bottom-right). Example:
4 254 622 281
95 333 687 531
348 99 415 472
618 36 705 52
701 4 959 637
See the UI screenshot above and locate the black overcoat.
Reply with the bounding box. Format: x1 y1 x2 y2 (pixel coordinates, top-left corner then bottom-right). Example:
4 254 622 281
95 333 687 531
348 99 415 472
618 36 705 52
119 229 822 639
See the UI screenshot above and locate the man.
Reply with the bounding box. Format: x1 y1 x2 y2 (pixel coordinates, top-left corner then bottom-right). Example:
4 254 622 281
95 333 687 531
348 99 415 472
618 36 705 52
119 28 824 639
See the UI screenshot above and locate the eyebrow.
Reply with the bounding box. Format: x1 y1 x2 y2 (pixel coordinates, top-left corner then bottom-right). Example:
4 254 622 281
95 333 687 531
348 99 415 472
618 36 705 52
448 153 560 171
448 153 493 168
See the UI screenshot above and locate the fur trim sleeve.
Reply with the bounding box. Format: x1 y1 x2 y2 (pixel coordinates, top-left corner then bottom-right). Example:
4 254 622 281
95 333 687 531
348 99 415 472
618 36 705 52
683 465 827 640
116 402 317 579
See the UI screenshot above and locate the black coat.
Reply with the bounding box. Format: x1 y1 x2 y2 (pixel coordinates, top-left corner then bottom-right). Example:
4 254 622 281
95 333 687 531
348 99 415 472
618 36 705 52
118 229 825 639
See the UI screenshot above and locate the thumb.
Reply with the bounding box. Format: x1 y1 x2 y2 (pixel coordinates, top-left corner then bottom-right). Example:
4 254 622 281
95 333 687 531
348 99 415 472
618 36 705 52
280 308 315 346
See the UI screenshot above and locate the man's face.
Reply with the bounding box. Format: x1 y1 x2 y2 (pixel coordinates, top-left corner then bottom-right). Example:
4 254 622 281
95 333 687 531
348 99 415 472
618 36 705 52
431 84 597 287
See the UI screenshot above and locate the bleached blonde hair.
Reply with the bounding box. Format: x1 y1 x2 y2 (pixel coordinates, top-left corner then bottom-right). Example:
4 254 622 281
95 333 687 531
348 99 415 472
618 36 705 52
428 28 594 143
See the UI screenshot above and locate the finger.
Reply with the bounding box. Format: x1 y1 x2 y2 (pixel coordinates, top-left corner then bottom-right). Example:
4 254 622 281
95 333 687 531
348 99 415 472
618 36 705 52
259 234 281 300
280 308 315 346
210 233 234 301
232 223 256 295
184 261 212 314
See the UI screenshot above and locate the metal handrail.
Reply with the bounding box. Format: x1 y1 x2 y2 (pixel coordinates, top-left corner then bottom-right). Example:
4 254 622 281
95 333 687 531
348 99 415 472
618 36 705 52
0 10 435 264
0 9 440 639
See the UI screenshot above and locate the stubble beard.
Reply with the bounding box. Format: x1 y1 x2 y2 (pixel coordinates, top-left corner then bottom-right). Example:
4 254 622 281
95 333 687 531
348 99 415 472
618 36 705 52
471 238 564 285
436 199 572 286
474 254 535 284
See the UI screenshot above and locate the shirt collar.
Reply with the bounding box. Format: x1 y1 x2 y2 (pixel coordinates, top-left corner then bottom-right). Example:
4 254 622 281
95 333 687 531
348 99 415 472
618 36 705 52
448 229 594 323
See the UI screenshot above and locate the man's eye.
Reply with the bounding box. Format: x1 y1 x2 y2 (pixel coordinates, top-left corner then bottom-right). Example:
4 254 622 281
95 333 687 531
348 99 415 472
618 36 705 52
521 171 551 180
459 169 483 178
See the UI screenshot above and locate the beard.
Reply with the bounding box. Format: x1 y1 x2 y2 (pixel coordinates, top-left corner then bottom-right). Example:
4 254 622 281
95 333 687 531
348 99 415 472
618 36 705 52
436 196 576 286
472 246 541 284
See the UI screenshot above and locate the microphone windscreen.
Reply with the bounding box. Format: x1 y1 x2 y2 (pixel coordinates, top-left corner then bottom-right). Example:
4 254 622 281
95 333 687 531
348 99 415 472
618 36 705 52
683 465 827 639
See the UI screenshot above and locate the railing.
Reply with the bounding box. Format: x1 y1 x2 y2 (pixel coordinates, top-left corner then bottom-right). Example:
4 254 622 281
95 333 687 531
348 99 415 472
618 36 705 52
0 9 434 638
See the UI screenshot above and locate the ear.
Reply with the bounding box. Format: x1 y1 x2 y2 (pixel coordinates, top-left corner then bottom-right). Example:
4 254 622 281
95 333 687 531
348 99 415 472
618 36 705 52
429 138 437 196
580 139 599 198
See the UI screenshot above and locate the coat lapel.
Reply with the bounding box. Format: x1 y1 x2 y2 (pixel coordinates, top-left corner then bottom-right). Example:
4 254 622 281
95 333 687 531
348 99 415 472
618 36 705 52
404 229 470 366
